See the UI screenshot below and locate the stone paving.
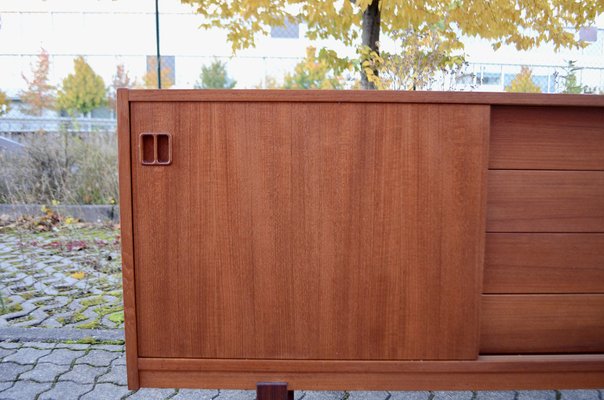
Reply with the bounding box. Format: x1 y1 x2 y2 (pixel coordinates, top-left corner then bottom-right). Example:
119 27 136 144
1 222 603 399
0 225 123 330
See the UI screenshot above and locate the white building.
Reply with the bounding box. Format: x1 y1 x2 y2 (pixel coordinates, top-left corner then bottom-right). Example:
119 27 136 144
1 0 603 100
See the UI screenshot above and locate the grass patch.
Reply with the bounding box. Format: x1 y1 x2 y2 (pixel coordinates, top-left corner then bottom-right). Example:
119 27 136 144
77 319 102 329
57 312 88 325
73 312 88 323
0 302 23 315
19 291 36 300
108 311 124 324
106 290 123 300
64 337 124 345
80 296 105 307
94 304 122 317
66 227 118 243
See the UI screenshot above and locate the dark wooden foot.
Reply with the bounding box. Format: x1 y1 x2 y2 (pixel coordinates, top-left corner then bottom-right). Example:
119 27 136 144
256 382 293 400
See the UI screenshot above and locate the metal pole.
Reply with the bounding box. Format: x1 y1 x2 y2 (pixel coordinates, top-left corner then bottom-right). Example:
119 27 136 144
155 0 162 89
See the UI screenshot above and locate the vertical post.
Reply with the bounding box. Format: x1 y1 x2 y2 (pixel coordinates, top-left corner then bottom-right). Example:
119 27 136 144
256 382 294 400
155 0 162 89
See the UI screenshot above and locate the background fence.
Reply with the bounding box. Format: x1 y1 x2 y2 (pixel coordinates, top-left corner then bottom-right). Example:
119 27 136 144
0 117 116 136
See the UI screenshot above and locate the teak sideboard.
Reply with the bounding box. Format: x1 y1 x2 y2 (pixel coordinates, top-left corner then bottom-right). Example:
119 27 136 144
117 89 604 393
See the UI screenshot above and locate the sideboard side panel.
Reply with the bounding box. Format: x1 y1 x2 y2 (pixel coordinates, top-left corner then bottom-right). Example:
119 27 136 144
117 89 139 389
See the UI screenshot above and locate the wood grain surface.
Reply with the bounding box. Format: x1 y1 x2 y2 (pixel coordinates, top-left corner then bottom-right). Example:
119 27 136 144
136 355 604 390
484 233 604 293
129 101 489 361
490 106 604 170
116 89 139 390
487 170 604 232
481 295 604 354
127 89 604 107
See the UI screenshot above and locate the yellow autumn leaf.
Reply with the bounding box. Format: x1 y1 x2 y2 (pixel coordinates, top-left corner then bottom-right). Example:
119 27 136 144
71 272 86 280
64 217 78 225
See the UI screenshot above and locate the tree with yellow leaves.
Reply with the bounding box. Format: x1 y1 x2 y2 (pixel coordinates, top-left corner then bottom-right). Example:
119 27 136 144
505 67 542 93
57 57 106 116
284 47 344 89
182 0 604 89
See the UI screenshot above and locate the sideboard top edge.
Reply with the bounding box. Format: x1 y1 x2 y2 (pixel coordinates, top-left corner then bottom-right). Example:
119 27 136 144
126 89 604 107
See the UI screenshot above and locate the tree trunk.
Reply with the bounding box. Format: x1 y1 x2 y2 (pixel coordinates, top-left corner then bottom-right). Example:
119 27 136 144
361 0 381 89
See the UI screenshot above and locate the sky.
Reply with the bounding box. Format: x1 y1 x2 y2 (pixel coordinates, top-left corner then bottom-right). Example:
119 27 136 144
0 0 603 95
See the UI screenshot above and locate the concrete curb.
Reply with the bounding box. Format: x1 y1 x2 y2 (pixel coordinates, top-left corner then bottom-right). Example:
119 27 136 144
0 204 119 223
0 327 124 342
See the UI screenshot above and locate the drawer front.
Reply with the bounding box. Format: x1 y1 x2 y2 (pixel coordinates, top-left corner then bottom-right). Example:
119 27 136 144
487 170 604 233
481 295 604 354
484 233 604 294
490 106 604 170
485 106 604 356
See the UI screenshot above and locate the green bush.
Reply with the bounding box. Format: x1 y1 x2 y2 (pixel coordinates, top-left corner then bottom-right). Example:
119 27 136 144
195 59 236 89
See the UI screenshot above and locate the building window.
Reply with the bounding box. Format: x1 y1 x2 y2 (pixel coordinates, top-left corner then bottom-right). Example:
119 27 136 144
479 72 501 85
146 55 176 86
270 19 299 39
581 28 603 56
579 27 598 42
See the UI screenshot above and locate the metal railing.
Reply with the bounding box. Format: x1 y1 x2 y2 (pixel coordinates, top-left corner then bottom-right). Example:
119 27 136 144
0 117 117 135
461 63 604 93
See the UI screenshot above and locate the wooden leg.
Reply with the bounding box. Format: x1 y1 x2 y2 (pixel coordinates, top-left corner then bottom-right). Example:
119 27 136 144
256 382 292 400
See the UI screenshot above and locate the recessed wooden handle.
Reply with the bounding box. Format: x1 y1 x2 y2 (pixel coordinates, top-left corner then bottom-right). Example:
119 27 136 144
140 133 172 165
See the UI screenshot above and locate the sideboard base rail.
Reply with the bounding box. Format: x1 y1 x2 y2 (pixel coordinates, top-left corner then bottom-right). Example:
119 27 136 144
133 355 604 391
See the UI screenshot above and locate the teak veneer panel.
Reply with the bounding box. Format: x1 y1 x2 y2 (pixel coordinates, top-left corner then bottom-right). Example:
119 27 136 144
129 101 489 361
481 295 604 354
484 233 604 294
487 170 604 232
490 106 604 170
